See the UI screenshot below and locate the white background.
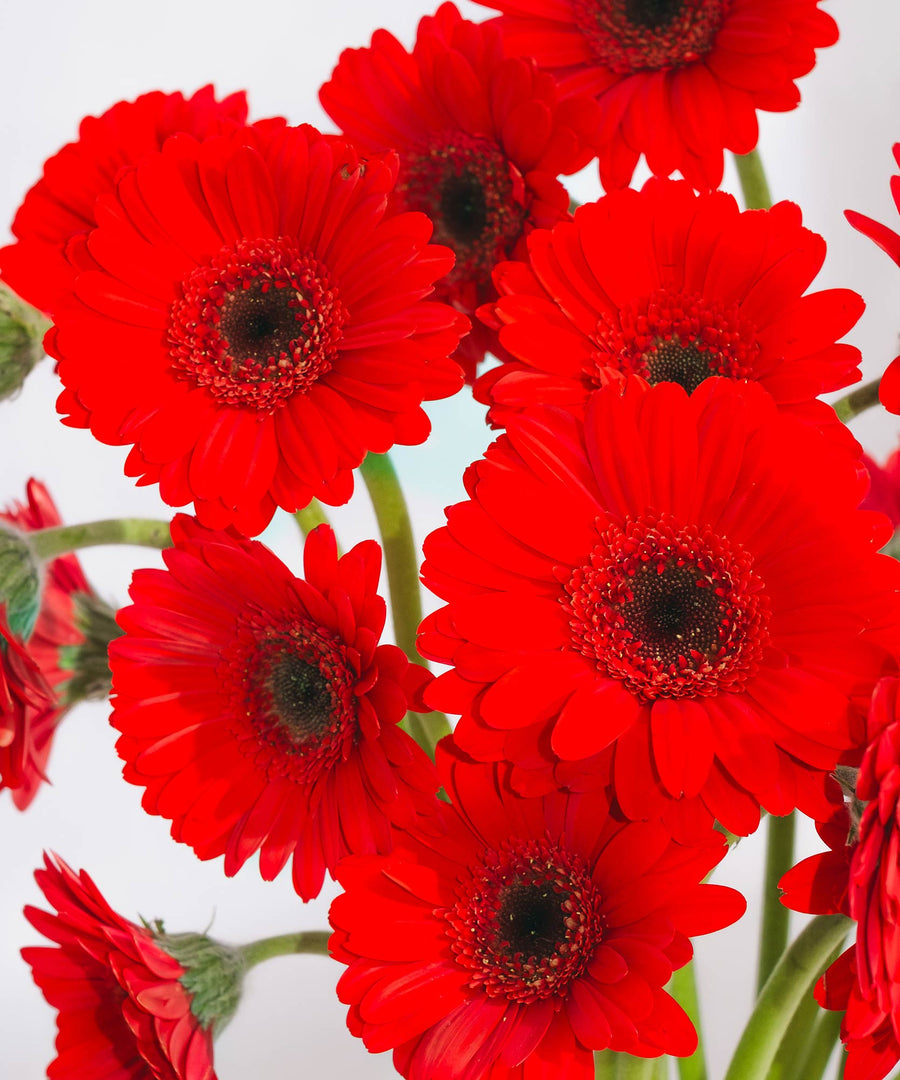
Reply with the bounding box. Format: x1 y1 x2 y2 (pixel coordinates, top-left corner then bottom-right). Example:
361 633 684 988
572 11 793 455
0 1 899 1077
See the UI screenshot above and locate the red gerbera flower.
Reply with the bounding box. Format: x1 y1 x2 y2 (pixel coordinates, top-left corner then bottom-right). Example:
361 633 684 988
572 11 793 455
0 86 248 317
420 378 898 835
330 742 745 1080
23 853 217 1080
0 479 94 809
110 518 440 901
476 179 864 430
471 0 838 190
319 1 598 380
846 143 900 415
47 123 466 537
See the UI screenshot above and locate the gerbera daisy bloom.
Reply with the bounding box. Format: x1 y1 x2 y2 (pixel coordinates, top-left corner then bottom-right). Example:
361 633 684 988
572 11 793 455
319 1 598 380
0 85 249 317
846 142 900 415
780 677 900 1080
0 480 97 809
47 122 466 536
471 0 838 191
110 517 440 901
23 853 221 1080
476 179 864 429
420 378 899 835
330 742 745 1080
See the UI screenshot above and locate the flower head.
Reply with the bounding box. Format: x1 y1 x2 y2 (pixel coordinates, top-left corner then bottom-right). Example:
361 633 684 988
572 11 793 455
472 0 838 190
110 518 440 901
47 122 466 535
0 480 93 809
319 1 597 379
477 180 864 430
0 86 249 316
421 378 898 835
330 743 745 1080
23 853 220 1080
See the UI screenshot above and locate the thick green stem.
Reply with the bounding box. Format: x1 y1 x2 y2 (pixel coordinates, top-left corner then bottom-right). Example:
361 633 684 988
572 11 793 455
30 518 170 559
795 1004 844 1080
615 1055 659 1079
734 149 773 210
670 963 706 1080
294 500 334 542
723 914 852 1080
595 1051 618 1079
238 931 330 970
359 452 451 757
757 812 796 994
833 378 881 424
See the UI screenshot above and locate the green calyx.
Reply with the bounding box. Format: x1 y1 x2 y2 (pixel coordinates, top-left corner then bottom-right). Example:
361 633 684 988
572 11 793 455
58 592 123 704
0 523 41 639
156 931 247 1033
0 282 50 400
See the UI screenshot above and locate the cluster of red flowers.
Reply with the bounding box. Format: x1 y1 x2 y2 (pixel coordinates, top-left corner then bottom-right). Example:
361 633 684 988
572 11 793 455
5 3 900 1080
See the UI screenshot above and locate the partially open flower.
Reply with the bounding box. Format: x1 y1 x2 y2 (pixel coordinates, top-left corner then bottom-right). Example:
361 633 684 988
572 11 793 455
23 853 228 1080
110 518 440 901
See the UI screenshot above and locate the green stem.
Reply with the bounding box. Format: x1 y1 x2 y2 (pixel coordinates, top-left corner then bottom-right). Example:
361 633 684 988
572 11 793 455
833 378 881 424
30 518 171 559
359 452 451 758
723 914 852 1080
595 1051 618 1079
238 931 330 970
796 1004 844 1080
294 499 334 542
757 812 796 994
670 963 706 1080
734 149 773 210
615 1055 659 1079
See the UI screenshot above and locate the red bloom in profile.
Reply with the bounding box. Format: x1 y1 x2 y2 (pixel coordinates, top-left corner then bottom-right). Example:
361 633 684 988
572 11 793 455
420 378 898 835
846 143 900 415
331 743 745 1080
472 0 837 190
23 853 217 1080
319 2 598 379
0 480 93 809
477 180 864 429
110 518 440 901
0 86 248 316
48 124 466 537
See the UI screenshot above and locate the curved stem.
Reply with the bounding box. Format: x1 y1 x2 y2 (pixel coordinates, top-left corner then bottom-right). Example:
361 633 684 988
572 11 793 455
294 500 336 546
757 813 796 994
238 931 331 970
723 914 852 1080
793 997 844 1080
734 149 773 210
670 962 707 1080
833 378 881 424
30 518 170 559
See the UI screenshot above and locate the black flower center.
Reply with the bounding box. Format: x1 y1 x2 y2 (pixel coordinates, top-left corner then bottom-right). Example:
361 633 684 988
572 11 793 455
268 653 334 741
624 0 683 28
218 282 300 365
620 563 724 666
497 883 568 961
645 340 715 393
439 170 489 246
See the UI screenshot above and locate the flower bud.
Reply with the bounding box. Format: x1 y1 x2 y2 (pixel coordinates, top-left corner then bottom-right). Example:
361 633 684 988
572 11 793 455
0 282 50 400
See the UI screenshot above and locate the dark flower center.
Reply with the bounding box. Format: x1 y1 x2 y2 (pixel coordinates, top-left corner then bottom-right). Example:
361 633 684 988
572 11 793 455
168 237 349 414
565 511 769 702
267 654 334 741
444 839 604 1004
398 133 527 291
571 0 728 74
587 287 760 394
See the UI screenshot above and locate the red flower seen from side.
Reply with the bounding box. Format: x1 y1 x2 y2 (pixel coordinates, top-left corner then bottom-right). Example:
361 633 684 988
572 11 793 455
110 518 440 901
0 479 93 809
472 0 838 190
47 123 466 536
23 853 216 1080
420 378 899 836
319 1 598 380
0 86 248 317
477 179 864 430
846 143 900 415
330 743 745 1080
